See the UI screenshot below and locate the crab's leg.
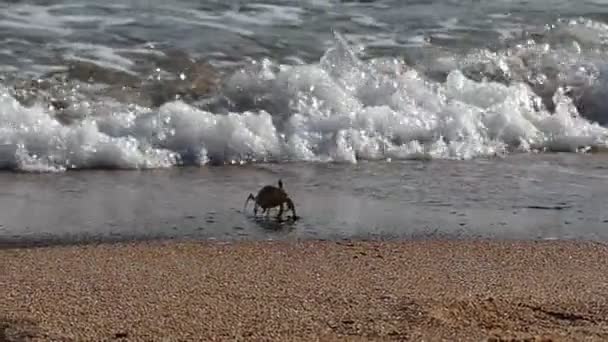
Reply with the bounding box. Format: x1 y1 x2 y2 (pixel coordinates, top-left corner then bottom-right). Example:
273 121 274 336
277 203 284 219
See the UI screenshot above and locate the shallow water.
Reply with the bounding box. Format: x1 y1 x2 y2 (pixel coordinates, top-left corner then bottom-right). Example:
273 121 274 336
1 0 608 245
1 153 607 247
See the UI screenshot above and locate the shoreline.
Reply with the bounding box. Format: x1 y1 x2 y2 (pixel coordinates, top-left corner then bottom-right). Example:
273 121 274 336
3 234 606 251
2 239 608 341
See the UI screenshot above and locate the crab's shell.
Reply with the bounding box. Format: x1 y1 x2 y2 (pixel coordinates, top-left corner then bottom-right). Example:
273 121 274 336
256 185 289 209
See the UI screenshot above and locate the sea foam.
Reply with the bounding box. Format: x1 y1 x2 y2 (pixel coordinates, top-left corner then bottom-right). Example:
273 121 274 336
1 32 607 172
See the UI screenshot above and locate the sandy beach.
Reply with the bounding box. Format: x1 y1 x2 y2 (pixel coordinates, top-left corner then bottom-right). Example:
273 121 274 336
2 239 608 341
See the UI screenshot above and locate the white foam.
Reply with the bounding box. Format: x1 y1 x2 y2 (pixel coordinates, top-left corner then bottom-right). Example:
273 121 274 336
227 4 305 26
405 35 430 46
344 33 401 48
0 3 137 37
55 41 138 74
0 89 176 171
155 6 255 37
58 15 135 27
44 42 167 76
0 4 73 36
350 14 387 28
1 30 607 172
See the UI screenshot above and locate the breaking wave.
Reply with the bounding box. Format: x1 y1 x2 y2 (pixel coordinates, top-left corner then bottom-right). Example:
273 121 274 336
1 28 608 172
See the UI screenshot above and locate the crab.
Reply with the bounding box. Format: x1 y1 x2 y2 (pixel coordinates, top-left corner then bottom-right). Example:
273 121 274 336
244 179 298 220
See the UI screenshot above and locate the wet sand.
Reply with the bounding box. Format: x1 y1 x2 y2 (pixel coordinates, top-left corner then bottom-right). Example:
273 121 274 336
3 157 608 246
2 239 608 341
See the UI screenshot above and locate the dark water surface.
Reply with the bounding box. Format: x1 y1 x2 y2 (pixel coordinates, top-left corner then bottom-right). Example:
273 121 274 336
1 153 607 247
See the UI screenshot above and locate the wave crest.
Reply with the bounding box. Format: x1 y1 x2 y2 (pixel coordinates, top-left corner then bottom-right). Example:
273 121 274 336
1 29 608 172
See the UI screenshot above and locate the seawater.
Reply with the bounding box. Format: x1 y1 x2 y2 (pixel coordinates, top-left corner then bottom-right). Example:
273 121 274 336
0 0 607 245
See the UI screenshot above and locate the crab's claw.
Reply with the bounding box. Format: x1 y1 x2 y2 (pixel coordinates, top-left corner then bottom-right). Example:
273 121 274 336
244 193 255 212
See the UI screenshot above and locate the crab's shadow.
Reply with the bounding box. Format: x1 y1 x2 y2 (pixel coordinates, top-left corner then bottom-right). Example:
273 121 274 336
250 214 299 231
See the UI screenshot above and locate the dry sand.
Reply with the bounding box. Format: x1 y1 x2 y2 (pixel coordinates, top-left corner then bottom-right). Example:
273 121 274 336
2 239 608 341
